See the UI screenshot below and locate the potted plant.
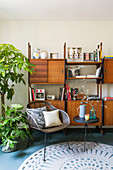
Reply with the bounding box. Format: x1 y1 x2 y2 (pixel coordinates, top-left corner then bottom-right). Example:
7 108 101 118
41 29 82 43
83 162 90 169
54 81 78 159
0 104 31 152
0 43 34 116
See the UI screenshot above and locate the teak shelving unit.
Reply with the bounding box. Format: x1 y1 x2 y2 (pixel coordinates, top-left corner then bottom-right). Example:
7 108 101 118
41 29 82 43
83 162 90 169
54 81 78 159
28 42 105 128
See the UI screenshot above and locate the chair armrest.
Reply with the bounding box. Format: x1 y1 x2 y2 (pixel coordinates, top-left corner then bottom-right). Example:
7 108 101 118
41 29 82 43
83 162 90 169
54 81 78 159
59 109 70 125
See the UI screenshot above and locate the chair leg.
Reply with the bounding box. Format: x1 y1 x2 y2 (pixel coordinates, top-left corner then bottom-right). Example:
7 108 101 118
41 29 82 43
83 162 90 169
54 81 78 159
44 133 47 161
63 129 71 150
27 128 32 148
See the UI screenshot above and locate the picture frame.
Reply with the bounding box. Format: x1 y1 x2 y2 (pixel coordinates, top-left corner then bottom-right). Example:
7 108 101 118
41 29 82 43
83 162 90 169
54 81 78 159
67 47 82 61
35 89 45 100
50 53 58 59
83 53 94 62
89 53 94 61
83 53 90 61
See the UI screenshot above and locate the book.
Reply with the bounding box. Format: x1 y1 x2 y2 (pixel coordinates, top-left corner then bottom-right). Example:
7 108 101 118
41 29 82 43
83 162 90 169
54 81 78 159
104 56 113 58
104 97 113 101
31 88 35 101
59 87 64 101
66 84 71 101
76 75 86 78
104 55 113 59
87 75 97 78
29 87 32 101
71 88 78 100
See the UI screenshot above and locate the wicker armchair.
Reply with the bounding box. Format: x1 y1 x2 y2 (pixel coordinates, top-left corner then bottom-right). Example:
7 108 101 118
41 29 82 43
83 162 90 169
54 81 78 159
26 101 70 161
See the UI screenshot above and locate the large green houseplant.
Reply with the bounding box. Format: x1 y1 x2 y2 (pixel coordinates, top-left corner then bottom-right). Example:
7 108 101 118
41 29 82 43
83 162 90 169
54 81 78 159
0 104 31 152
0 43 34 116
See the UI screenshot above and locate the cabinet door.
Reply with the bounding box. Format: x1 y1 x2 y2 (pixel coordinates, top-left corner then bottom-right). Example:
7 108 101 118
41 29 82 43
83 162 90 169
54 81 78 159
46 100 65 111
104 101 113 125
67 100 102 126
48 60 65 83
67 101 89 126
29 59 47 83
104 59 113 83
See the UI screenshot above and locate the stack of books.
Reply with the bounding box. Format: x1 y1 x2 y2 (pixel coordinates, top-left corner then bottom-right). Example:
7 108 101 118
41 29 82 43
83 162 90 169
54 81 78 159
104 56 113 59
104 97 113 101
64 84 78 101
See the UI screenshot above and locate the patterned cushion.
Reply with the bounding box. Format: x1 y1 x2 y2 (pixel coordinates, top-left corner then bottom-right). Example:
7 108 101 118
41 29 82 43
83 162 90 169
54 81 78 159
26 106 47 128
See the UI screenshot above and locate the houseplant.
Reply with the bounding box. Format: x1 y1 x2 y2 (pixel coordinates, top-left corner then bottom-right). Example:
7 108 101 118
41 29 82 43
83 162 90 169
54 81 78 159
0 104 31 152
0 43 34 116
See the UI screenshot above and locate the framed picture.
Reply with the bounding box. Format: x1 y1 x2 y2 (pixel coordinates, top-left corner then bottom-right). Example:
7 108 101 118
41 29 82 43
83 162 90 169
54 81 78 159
35 89 45 100
89 53 94 61
67 47 82 61
83 53 90 61
50 53 58 59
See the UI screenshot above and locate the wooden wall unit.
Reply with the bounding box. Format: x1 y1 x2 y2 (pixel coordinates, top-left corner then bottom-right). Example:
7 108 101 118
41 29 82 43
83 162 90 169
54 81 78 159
104 59 113 83
28 42 103 127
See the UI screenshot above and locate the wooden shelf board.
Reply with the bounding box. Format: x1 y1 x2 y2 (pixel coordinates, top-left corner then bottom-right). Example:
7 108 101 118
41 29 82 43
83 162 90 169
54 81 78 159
67 77 102 80
66 61 102 65
29 59 64 61
29 82 64 85
29 100 65 102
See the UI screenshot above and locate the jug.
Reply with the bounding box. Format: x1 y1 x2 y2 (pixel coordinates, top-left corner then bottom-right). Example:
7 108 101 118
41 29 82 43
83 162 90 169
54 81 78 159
77 105 86 118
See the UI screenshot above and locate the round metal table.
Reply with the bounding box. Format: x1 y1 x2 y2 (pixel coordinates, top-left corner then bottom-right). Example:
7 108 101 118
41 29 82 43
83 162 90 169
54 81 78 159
73 116 99 151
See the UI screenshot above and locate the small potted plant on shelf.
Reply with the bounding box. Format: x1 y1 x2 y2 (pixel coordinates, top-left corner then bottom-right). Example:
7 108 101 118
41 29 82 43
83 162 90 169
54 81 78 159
0 104 31 152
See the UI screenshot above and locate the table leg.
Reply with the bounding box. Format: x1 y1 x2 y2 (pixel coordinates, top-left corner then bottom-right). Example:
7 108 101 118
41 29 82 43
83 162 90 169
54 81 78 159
84 123 87 152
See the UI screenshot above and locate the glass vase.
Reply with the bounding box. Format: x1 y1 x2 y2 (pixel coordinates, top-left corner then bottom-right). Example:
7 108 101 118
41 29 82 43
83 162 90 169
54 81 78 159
90 106 96 119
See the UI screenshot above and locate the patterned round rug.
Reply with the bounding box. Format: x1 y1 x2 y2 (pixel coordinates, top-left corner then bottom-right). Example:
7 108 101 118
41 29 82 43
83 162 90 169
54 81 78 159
19 142 113 170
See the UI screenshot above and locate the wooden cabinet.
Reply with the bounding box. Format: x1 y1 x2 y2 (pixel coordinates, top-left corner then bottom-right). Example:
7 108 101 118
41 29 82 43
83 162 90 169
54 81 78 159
104 101 113 125
67 100 102 126
48 60 65 84
104 59 113 83
29 59 65 84
29 59 47 84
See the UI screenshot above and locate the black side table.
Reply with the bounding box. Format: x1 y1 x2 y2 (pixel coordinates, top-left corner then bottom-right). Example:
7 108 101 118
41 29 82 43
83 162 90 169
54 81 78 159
73 116 99 151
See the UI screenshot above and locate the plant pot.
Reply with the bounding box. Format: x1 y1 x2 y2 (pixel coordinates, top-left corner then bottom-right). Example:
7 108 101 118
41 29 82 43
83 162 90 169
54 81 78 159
2 143 17 153
0 138 2 144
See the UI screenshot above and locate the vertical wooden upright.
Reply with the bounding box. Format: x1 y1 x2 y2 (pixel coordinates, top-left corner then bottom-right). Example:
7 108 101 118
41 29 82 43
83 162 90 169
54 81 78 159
28 42 31 102
64 42 66 59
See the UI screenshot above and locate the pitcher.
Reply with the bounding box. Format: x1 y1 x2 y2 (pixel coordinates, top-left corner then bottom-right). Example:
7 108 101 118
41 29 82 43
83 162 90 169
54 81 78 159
77 105 86 118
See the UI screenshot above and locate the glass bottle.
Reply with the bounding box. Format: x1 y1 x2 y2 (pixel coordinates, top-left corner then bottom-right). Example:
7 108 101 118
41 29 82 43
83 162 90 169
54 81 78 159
97 45 100 62
90 106 96 119
99 42 102 62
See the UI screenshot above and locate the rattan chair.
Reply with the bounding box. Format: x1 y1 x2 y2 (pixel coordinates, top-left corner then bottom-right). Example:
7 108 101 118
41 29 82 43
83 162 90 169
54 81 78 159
26 101 71 161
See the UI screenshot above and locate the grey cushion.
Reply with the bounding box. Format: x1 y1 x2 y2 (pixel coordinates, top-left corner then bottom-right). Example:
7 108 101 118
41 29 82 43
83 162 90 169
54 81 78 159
26 106 47 128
